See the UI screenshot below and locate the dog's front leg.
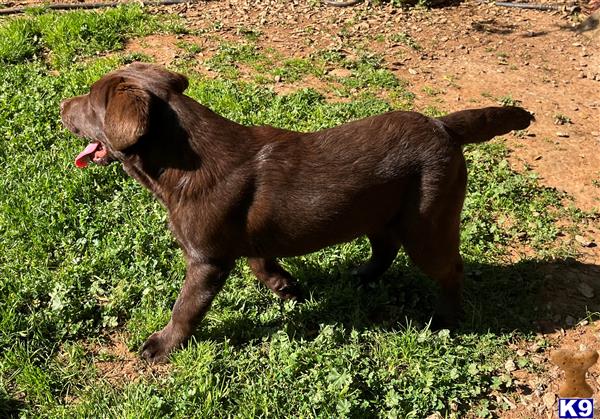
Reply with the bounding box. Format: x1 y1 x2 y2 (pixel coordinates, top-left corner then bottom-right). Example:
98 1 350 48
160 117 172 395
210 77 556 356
141 260 232 363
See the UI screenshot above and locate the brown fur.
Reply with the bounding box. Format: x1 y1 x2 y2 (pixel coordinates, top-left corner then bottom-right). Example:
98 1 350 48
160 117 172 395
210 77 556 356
61 62 534 362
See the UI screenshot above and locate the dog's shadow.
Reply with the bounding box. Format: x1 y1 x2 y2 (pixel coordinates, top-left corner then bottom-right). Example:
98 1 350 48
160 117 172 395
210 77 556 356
199 255 600 344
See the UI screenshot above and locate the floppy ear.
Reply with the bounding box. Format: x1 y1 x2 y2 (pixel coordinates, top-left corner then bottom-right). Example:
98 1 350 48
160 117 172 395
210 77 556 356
103 83 152 150
166 70 189 93
128 62 189 93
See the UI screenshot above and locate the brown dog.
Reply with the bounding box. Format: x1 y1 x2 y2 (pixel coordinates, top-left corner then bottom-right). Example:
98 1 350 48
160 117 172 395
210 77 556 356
61 63 534 362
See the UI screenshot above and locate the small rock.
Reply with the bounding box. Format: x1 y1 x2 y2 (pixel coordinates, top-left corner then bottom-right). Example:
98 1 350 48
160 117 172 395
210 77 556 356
408 68 418 75
556 132 570 138
327 68 351 78
516 349 527 356
274 75 282 82
575 235 596 248
577 282 595 298
542 392 555 409
505 359 516 372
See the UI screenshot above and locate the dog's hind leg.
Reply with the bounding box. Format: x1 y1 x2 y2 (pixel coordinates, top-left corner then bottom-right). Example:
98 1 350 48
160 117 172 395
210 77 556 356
352 233 399 283
248 258 302 300
400 203 465 329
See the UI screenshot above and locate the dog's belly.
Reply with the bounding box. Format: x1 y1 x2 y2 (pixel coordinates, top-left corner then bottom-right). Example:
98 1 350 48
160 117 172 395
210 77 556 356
244 181 409 258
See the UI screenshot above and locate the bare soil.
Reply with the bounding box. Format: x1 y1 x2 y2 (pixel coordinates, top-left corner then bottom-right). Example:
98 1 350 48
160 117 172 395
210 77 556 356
86 333 171 386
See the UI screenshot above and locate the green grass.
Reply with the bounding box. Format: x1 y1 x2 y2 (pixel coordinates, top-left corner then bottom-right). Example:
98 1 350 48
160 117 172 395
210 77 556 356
0 4 171 66
205 42 266 79
389 32 422 51
0 6 580 419
497 95 522 107
272 58 323 82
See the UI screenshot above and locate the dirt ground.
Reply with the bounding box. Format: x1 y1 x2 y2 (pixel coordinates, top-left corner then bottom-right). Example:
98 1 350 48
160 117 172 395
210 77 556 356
4 0 599 416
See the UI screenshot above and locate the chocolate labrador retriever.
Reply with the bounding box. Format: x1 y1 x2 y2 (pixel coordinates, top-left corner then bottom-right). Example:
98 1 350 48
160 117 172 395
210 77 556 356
61 63 533 362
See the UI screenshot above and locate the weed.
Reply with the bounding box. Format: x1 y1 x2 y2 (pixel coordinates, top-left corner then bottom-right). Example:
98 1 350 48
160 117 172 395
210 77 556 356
422 105 446 117
313 48 346 65
513 129 527 138
176 40 203 55
498 95 521 107
271 58 323 82
205 42 266 79
422 85 444 96
390 32 422 51
443 74 460 88
337 64 401 94
554 113 572 125
236 26 261 41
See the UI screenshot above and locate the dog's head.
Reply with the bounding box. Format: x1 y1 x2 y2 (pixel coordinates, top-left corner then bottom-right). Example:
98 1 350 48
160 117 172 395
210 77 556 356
60 62 189 167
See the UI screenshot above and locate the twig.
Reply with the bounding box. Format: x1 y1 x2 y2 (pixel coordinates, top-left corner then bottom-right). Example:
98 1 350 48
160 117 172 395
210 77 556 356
323 0 363 7
0 0 193 15
493 1 579 13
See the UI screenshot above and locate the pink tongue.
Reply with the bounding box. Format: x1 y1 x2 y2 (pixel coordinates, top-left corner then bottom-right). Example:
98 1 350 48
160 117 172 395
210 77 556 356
75 142 100 168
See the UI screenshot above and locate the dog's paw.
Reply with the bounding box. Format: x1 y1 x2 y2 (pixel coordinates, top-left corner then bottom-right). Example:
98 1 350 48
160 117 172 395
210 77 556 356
274 282 304 302
140 330 181 363
430 308 464 331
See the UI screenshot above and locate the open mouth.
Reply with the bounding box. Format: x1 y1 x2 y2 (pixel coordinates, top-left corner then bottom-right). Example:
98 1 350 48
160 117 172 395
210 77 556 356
75 142 108 168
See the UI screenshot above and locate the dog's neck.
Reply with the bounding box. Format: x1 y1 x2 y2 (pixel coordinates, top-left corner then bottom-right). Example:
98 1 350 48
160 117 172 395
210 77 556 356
121 107 258 208
121 145 204 208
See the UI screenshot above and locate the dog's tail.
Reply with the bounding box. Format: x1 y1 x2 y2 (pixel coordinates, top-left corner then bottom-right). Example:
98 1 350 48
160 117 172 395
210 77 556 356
438 106 534 145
